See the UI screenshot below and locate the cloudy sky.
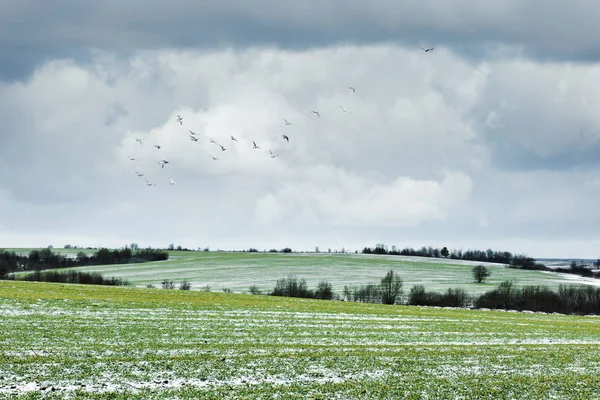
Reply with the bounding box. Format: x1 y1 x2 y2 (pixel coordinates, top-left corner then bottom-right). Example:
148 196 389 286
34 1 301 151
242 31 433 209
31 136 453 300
1 1 600 258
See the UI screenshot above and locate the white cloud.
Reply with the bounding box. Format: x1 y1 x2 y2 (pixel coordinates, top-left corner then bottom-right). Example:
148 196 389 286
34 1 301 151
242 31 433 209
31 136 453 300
1 44 600 257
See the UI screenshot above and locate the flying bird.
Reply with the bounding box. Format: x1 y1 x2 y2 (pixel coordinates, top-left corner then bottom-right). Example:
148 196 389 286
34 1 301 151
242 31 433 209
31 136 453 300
211 156 219 161
135 138 143 146
128 156 138 161
230 135 238 142
340 105 351 113
282 134 289 143
252 141 260 149
176 114 183 125
135 171 144 177
421 47 434 52
310 110 320 118
144 179 156 187
189 135 199 142
349 86 356 94
158 160 169 169
153 145 161 150
188 130 197 136
269 151 279 159
169 177 175 185
219 144 226 151
209 138 217 144
284 118 293 126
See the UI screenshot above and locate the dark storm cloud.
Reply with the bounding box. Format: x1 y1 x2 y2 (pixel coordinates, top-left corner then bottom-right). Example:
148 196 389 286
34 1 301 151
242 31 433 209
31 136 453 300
2 1 600 82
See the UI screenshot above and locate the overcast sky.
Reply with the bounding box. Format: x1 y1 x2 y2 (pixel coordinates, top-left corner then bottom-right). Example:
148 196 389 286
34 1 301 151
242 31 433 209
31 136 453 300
1 1 600 258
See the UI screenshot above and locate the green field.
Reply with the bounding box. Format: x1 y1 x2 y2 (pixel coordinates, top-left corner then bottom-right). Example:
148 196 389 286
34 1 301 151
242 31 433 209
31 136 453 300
15 249 599 296
1 281 599 398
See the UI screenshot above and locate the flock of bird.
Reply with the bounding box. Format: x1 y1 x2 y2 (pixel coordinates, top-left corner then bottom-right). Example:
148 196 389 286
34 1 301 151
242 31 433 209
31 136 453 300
127 47 435 187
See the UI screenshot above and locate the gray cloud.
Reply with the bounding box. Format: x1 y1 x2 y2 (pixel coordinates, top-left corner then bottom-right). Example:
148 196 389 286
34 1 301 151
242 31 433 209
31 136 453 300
3 1 600 82
2 4 600 258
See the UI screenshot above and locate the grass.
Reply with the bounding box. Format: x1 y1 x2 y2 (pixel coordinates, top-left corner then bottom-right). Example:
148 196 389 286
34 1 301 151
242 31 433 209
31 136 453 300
1 280 600 398
11 249 599 295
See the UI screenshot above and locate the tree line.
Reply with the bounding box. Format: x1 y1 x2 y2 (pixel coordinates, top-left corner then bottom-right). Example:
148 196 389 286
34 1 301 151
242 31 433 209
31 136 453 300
362 245 600 280
266 270 600 316
0 247 169 277
362 244 515 264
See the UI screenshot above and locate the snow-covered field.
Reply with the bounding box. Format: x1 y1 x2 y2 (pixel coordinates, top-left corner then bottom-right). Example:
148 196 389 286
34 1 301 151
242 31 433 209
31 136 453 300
31 250 600 295
1 281 600 399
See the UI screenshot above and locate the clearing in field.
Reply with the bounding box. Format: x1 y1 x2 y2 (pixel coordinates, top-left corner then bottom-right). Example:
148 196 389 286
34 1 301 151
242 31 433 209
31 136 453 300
1 281 599 399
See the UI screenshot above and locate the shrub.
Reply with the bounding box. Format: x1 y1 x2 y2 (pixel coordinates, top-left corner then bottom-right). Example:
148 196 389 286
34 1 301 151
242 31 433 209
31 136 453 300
343 283 380 303
161 280 175 289
222 288 232 293
179 281 192 290
314 281 334 300
249 285 262 295
16 270 129 286
271 275 314 298
408 285 471 308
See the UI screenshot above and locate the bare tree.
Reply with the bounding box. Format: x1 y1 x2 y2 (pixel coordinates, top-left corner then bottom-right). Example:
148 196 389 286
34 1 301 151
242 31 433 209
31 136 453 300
380 270 403 304
473 265 491 283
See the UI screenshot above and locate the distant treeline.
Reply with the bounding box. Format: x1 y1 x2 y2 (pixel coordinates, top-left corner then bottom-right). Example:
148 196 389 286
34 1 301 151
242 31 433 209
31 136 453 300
266 271 600 316
362 245 600 279
362 244 514 264
0 247 168 277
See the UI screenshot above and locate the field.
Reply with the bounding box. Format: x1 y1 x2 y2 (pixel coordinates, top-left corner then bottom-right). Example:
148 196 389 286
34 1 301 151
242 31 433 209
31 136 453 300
1 280 600 399
13 249 600 296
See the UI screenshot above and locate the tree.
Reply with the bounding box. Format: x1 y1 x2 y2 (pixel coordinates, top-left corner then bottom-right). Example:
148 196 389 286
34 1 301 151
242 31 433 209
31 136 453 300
441 247 449 258
168 244 175 250
473 265 491 283
380 270 403 305
314 281 334 300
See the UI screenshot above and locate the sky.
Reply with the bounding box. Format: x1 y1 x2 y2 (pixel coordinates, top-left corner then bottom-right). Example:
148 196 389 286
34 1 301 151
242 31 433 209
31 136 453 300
1 1 600 258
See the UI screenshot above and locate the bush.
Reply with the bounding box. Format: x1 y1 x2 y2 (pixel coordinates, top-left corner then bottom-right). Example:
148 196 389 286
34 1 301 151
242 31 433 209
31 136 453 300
408 285 471 308
343 283 380 303
222 288 232 293
271 275 314 298
179 281 192 290
16 270 129 286
314 281 334 300
249 285 262 295
471 280 600 315
161 280 175 289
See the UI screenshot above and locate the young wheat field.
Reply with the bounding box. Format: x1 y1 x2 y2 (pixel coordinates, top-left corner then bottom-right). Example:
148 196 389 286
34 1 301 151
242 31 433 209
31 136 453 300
1 280 599 399
11 250 600 295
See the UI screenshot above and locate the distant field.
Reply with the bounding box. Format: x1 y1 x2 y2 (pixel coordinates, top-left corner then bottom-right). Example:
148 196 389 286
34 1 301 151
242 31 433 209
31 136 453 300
11 249 600 295
1 281 599 398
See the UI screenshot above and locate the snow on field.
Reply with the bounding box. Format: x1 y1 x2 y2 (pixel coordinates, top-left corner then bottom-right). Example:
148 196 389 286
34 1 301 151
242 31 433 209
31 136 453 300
2 283 600 399
39 251 600 296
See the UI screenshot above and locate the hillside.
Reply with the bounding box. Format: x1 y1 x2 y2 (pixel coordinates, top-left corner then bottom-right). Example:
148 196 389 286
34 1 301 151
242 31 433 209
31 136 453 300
15 249 600 295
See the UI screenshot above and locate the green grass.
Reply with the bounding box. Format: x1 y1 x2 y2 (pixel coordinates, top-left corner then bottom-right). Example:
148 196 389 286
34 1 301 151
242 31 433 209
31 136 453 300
12 249 599 296
1 281 599 399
